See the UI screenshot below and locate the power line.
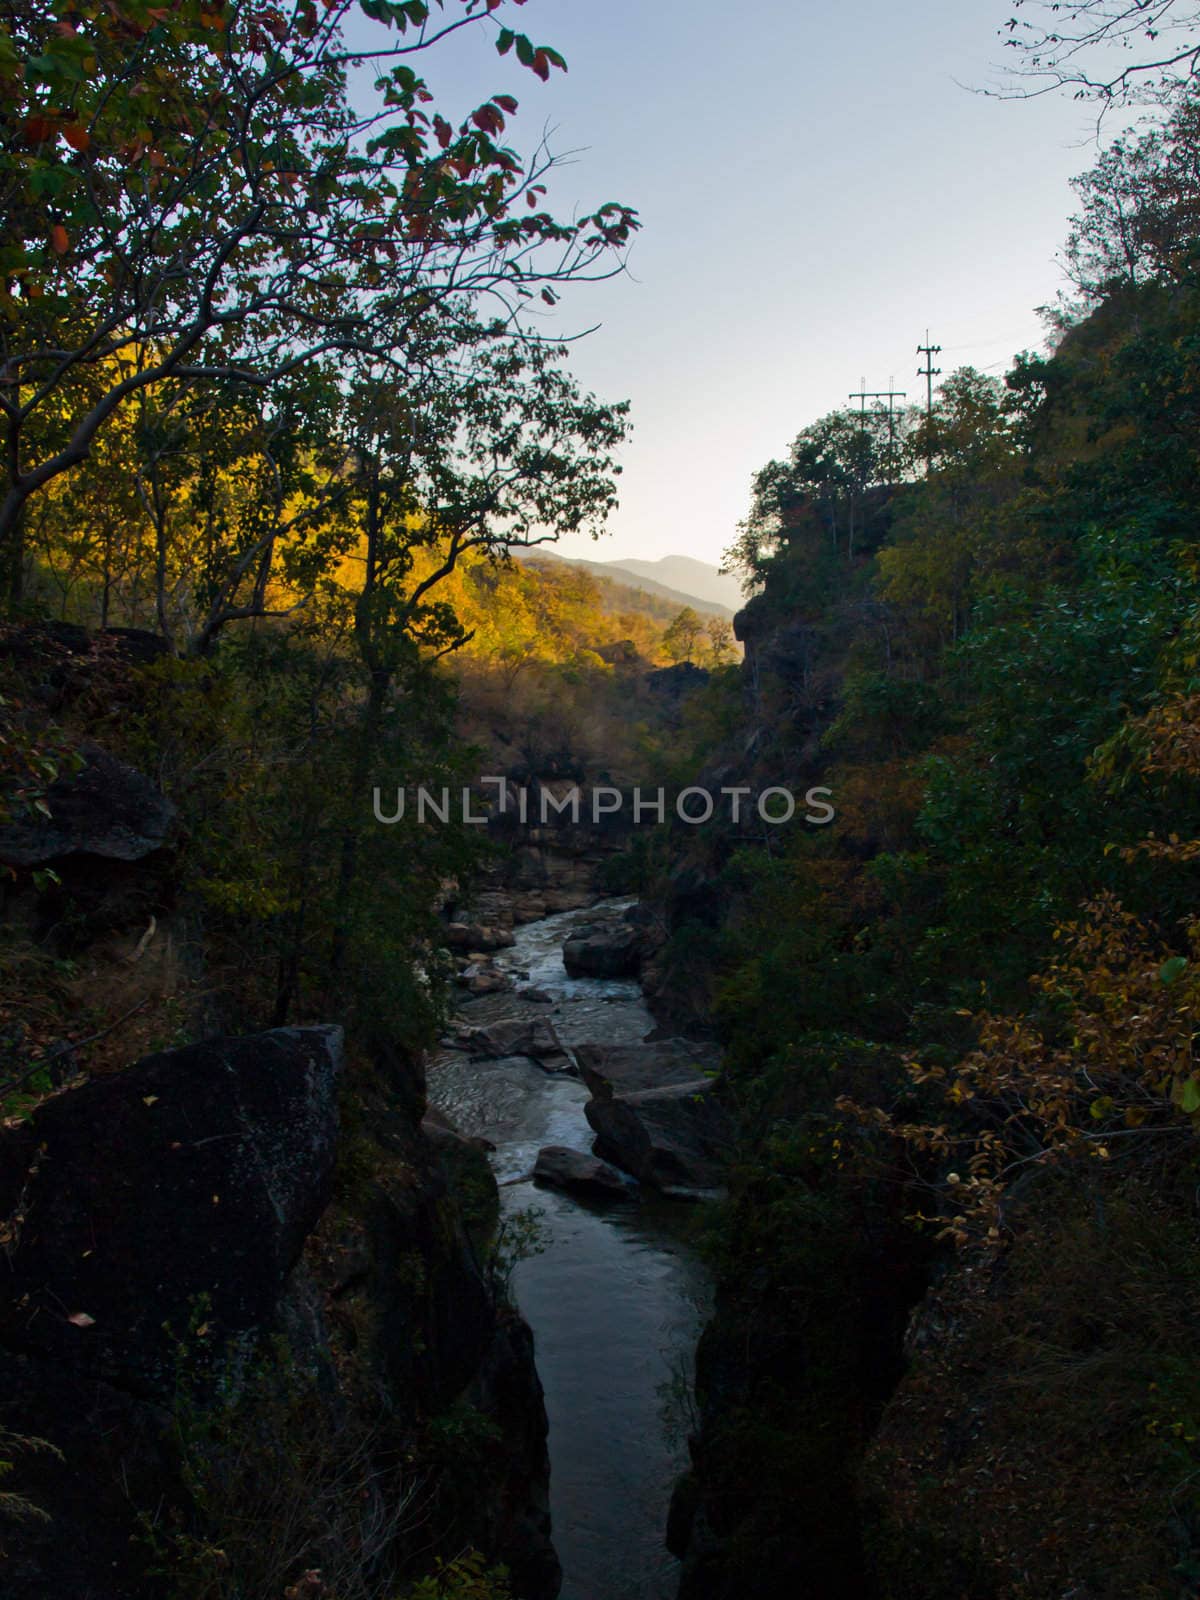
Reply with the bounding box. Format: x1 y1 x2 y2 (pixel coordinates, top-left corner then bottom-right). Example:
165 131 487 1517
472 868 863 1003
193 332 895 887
848 378 907 487
917 331 943 420
849 378 908 423
917 332 943 472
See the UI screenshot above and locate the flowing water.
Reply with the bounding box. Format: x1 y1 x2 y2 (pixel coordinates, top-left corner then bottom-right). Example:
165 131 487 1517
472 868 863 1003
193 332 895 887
427 903 711 1600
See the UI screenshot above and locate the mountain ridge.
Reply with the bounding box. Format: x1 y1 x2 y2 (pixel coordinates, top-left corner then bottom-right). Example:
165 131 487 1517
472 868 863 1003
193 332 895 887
512 548 743 620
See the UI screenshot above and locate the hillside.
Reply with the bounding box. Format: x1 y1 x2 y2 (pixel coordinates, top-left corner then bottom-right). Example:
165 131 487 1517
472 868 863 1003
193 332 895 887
512 547 739 619
605 556 745 613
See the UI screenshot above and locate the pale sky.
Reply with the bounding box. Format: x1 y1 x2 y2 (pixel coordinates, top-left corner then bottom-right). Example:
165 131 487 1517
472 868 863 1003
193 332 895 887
352 1 1131 572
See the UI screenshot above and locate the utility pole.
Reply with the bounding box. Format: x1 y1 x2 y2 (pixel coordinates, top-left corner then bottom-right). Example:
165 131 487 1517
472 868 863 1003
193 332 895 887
848 380 907 481
917 331 942 470
848 381 907 423
845 381 907 552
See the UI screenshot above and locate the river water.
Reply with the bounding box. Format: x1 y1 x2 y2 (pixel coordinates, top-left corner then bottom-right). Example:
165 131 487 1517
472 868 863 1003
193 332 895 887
426 903 711 1600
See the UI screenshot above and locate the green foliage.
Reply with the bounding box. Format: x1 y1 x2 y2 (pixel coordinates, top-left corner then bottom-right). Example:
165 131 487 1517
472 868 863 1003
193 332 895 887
0 0 638 601
661 605 705 664
0 1425 60 1549
143 1326 423 1600
481 1205 547 1302
677 87 1200 1596
403 1550 513 1600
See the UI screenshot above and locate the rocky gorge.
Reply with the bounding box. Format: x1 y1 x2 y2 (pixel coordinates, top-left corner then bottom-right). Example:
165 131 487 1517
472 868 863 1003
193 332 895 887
0 713 735 1600
425 892 725 1600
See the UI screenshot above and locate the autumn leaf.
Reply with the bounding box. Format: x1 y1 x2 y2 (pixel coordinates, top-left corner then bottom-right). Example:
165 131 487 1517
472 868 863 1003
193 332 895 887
50 224 69 255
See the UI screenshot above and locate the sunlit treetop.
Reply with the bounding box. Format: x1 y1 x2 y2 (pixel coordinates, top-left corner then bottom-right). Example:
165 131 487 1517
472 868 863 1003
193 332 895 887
0 0 638 553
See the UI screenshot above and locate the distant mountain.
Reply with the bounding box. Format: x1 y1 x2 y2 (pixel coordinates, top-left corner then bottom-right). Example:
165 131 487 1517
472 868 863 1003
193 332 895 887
513 548 743 620
605 556 745 614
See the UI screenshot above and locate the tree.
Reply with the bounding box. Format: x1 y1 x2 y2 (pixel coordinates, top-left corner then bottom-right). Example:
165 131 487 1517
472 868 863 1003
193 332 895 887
0 0 638 597
324 321 627 976
662 605 704 665
878 368 1021 650
999 0 1200 104
705 614 735 665
725 404 916 581
1051 89 1200 307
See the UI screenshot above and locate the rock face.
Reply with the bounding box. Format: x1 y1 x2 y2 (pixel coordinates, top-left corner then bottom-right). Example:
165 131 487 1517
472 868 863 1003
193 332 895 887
562 916 643 978
0 743 176 868
0 1026 560 1600
361 1115 558 1600
533 1145 630 1199
585 1080 731 1197
0 1027 342 1598
0 1025 342 1393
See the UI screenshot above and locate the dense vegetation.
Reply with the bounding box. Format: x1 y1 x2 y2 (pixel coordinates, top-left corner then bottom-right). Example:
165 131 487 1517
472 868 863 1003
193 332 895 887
0 4 653 1595
6 1 1200 1597
658 79 1200 1600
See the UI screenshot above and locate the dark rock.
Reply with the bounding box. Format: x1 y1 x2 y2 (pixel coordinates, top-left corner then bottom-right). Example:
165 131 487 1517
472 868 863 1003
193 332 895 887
0 1026 343 1600
467 1313 561 1600
469 1017 568 1068
457 962 513 995
0 1024 343 1396
422 1106 496 1155
544 886 596 912
0 742 175 868
444 921 516 952
575 1039 719 1099
562 918 643 978
585 1079 731 1197
645 661 710 697
533 1145 630 1198
0 623 169 717
512 895 550 924
357 1115 557 1599
666 1468 701 1558
517 985 555 1004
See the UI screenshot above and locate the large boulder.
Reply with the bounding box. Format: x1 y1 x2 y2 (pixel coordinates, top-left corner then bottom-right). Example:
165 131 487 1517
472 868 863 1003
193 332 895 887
575 1039 720 1099
456 960 513 995
0 1026 343 1599
533 1145 630 1199
585 1080 731 1197
0 743 175 868
562 917 643 978
468 1017 569 1070
0 1025 343 1394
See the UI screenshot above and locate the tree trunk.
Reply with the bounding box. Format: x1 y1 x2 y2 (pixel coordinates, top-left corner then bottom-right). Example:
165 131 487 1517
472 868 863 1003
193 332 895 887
328 664 390 989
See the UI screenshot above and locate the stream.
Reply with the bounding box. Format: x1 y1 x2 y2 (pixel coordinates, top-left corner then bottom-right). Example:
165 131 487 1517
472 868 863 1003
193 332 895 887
427 902 711 1600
